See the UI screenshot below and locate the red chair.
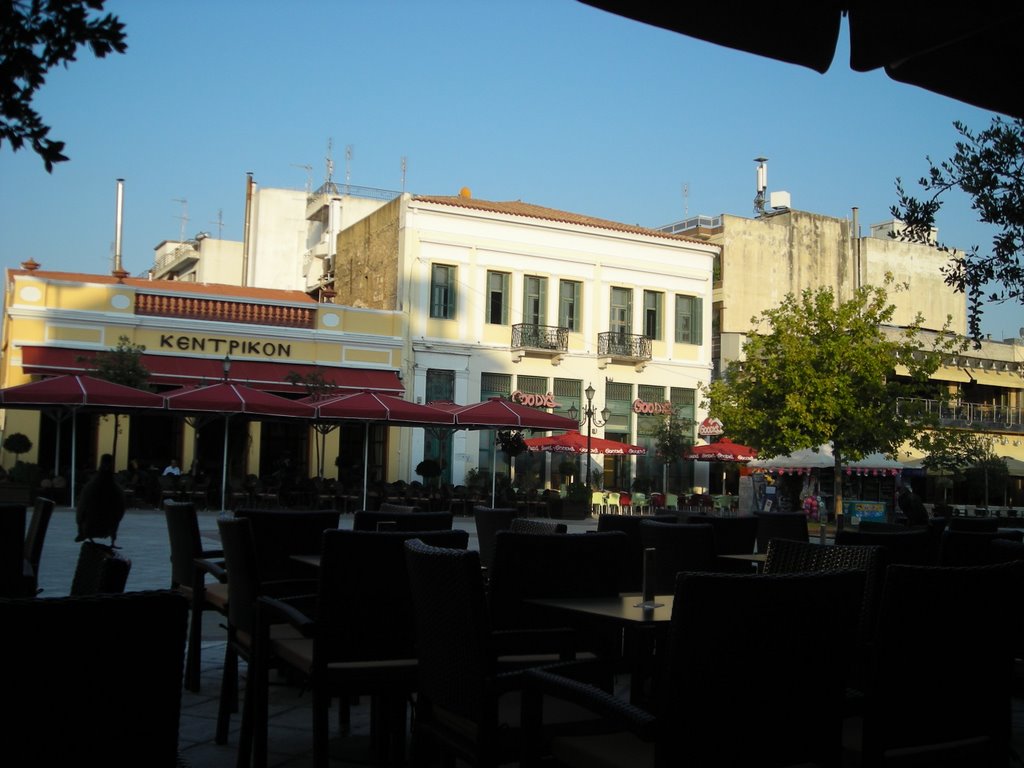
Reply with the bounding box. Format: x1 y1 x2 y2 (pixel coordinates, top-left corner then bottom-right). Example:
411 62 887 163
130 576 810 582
619 492 632 515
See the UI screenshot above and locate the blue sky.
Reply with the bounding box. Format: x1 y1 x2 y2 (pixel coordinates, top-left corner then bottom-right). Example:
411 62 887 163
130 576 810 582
1 1 1018 339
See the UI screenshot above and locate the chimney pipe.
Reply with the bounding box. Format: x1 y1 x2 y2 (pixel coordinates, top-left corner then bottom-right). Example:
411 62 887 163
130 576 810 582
241 172 254 287
112 179 128 281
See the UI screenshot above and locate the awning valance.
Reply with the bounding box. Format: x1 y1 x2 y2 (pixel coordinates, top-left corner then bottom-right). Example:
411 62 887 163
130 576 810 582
17 345 403 394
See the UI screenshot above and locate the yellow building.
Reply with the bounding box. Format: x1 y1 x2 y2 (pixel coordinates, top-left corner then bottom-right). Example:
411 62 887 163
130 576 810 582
1 266 408 503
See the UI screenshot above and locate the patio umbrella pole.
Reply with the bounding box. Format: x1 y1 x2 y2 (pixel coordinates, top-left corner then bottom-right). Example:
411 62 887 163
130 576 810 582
362 430 369 511
220 415 230 513
70 409 78 508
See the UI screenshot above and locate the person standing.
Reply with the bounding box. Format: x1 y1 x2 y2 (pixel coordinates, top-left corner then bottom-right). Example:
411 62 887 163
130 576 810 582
75 454 127 545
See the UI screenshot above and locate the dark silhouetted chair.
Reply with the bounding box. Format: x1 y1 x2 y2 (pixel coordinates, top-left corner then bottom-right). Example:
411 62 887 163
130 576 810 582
525 569 866 768
835 527 937 566
754 511 809 553
216 517 319 751
404 538 608 768
949 516 1000 532
0 503 26 598
164 499 228 692
352 509 453 532
937 528 1024 566
69 541 131 595
849 561 1024 767
253 529 470 768
597 513 677 592
233 508 340 580
639 521 717 593
509 518 568 535
21 497 55 596
473 506 518 571
488 531 628 660
0 590 188 767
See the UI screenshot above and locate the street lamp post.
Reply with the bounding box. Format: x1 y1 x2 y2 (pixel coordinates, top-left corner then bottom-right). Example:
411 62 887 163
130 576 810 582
568 383 611 491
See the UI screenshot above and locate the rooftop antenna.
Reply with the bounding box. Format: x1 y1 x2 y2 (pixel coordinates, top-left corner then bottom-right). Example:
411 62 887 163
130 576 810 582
172 197 189 242
401 156 408 193
325 137 334 187
754 157 768 216
292 163 313 194
210 208 224 239
682 182 689 218
345 144 353 190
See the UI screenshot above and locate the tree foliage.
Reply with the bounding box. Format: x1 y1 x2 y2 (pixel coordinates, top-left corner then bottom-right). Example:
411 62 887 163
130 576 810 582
1 0 127 171
652 410 695 465
892 116 1024 342
3 431 32 457
704 282 956 517
80 335 148 388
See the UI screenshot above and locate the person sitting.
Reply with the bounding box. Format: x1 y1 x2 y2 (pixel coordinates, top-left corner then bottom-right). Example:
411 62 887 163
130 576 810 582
163 459 181 477
76 454 127 546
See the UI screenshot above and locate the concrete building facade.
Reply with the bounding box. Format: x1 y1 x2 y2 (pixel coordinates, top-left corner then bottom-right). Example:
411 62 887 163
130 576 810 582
333 191 721 493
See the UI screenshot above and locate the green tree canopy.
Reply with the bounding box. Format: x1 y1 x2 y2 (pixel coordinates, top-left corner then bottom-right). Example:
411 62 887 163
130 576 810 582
81 335 148 388
704 282 955 517
1 0 127 171
892 116 1024 342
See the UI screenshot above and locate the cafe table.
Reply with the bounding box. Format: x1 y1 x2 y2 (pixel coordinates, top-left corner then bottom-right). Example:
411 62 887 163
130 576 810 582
526 593 674 704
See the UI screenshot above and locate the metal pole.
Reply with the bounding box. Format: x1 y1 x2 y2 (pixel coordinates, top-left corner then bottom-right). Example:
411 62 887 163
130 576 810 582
586 391 593 491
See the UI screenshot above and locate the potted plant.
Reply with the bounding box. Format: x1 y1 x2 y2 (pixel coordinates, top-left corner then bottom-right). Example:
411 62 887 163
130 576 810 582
415 458 442 488
562 481 592 520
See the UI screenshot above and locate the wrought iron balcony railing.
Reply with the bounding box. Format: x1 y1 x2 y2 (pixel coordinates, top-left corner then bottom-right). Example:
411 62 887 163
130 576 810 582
511 323 568 353
598 332 652 361
896 397 1024 433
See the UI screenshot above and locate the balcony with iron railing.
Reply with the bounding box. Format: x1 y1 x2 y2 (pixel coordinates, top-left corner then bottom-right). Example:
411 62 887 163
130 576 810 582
896 398 1024 433
510 323 568 363
598 332 652 363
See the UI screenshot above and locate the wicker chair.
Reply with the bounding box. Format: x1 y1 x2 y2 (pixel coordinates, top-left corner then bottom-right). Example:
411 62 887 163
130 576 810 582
473 506 518 571
215 517 319 752
754 511 809 553
835 527 938 566
404 538 608 768
0 503 26 598
639 521 717 593
252 529 470 768
509 518 568 535
233 508 340 580
164 499 228 692
597 513 677 592
488 530 628 661
0 590 189 767
352 509 453 532
69 540 131 595
851 561 1024 767
21 497 55 596
937 528 1024 566
524 569 866 768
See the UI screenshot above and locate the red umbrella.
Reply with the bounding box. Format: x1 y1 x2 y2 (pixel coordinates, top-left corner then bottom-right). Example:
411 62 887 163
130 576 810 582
0 375 165 505
436 397 579 431
314 391 456 509
430 398 579 505
163 382 314 510
525 430 647 456
686 437 758 463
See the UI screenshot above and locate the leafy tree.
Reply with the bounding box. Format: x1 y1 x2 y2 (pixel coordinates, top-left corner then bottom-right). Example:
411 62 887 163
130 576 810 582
704 282 955 521
892 116 1024 342
286 370 338 478
911 428 987 506
78 335 148 465
1 0 127 171
3 431 32 459
652 410 695 494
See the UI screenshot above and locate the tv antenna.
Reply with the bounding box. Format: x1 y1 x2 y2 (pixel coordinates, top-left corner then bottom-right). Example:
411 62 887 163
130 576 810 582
682 182 689 218
345 144 353 188
292 163 313 194
401 156 408 193
754 157 768 216
325 138 334 187
172 197 188 243
210 208 224 239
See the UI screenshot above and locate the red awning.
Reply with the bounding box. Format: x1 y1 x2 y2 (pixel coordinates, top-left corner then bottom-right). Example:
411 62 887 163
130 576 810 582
17 345 403 394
